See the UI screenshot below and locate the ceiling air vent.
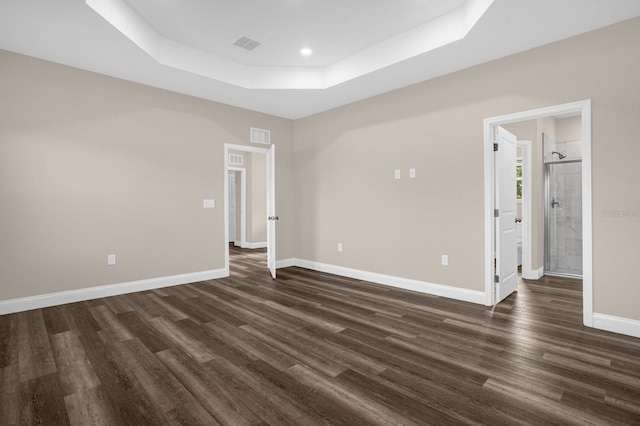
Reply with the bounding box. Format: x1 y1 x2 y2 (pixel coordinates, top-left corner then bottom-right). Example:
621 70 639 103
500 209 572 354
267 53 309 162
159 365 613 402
229 154 244 165
233 36 261 51
250 127 271 145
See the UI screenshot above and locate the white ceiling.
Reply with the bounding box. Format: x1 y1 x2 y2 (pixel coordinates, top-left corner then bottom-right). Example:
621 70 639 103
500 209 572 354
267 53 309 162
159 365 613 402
1 0 639 119
85 0 491 89
122 0 469 68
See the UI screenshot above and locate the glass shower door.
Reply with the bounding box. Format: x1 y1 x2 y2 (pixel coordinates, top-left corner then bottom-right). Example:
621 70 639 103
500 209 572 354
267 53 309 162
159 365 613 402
545 161 583 277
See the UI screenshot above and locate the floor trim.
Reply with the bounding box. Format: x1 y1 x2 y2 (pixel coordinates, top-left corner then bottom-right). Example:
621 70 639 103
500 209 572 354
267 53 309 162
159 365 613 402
524 267 544 280
5 260 638 340
0 268 228 315
276 258 296 269
289 259 486 305
593 313 640 339
244 242 267 249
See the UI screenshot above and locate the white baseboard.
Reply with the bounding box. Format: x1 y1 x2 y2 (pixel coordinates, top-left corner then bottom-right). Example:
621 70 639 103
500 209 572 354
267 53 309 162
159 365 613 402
244 242 267 249
523 267 544 280
276 258 295 269
592 313 640 339
292 259 485 305
0 268 228 315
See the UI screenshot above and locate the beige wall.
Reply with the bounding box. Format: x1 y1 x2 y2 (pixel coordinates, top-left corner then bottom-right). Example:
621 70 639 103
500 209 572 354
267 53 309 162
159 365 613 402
250 152 267 244
2 18 640 323
294 18 640 320
0 50 294 300
556 116 582 142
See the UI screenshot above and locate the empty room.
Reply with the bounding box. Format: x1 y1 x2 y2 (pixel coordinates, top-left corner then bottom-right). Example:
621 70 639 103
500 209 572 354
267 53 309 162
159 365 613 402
1 1 639 424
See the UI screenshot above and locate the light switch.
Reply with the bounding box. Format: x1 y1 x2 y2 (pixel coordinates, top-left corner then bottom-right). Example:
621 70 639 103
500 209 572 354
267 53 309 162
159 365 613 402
108 254 116 266
409 168 416 178
441 255 448 266
394 169 401 179
203 199 215 208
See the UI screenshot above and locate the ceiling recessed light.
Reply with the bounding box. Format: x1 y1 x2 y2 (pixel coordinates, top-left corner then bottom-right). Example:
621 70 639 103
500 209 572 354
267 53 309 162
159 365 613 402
300 48 312 56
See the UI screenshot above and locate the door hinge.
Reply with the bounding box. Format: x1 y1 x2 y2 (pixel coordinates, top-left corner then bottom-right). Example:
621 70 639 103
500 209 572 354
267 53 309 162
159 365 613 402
494 274 499 283
493 142 499 151
494 209 499 218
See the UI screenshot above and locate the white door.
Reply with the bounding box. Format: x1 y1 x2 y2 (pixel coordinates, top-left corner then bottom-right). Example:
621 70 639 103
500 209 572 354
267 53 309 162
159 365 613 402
266 145 277 279
228 171 236 242
496 126 518 302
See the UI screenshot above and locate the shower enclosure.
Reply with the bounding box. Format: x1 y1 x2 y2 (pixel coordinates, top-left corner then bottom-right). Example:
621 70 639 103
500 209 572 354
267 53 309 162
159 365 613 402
544 160 583 277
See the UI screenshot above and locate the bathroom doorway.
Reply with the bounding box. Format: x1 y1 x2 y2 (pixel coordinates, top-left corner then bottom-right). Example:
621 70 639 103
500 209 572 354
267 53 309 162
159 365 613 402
483 100 593 326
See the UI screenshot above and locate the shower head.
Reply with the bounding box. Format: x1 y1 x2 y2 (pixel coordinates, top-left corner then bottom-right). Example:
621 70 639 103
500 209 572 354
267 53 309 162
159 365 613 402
551 151 566 159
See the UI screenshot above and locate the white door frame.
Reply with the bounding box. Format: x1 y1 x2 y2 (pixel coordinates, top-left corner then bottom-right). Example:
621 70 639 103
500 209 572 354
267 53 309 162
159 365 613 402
517 140 535 280
228 167 246 248
483 100 593 327
224 143 274 276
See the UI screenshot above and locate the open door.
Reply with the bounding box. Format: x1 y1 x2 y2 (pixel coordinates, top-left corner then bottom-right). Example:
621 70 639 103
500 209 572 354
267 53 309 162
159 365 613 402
495 127 518 302
266 145 277 279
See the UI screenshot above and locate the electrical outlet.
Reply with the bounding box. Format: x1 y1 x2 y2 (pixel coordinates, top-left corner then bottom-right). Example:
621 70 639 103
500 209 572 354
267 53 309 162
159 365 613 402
338 243 343 252
409 168 416 178
394 169 401 179
108 254 116 266
441 254 448 266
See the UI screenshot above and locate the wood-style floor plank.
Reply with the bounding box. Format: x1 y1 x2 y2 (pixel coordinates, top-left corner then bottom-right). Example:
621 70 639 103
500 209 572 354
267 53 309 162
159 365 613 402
1 245 639 424
50 331 100 397
64 385 121 426
16 310 57 383
0 313 18 368
19 373 70 425
1 363 20 424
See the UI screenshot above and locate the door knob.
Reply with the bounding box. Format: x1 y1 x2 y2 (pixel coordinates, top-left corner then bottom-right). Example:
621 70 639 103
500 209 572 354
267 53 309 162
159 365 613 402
268 216 279 221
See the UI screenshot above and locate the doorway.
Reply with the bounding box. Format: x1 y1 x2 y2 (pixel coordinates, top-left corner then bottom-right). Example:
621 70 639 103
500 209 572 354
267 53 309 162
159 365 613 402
227 167 246 247
484 100 593 327
224 143 277 279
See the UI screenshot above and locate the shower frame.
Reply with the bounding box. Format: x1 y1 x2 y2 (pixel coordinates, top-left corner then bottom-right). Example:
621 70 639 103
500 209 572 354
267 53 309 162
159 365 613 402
544 159 583 278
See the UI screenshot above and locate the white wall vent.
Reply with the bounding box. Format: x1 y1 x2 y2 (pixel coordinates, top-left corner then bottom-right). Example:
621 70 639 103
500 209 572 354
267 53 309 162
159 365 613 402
229 154 244 165
229 154 244 166
250 127 271 145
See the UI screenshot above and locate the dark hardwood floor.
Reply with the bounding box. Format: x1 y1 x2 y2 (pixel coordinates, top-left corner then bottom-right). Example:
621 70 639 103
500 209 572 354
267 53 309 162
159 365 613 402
1 246 639 425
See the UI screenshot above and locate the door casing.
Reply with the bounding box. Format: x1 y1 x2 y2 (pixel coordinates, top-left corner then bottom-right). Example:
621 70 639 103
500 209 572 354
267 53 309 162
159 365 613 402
224 143 276 277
